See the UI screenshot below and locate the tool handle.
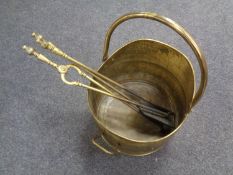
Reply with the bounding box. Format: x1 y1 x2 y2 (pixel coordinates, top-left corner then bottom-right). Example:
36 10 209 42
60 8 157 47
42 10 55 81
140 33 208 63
22 45 58 68
32 32 67 58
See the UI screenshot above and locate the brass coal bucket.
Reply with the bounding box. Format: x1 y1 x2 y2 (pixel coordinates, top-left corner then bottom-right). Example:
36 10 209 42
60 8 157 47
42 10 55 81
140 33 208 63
88 12 207 156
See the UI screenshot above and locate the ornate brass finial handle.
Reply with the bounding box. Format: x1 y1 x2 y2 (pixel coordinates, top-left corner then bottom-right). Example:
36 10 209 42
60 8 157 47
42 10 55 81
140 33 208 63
31 32 67 58
22 45 58 68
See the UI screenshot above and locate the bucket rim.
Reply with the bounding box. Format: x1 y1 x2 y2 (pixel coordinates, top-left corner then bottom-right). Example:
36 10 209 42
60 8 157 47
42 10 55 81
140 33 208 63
87 39 195 144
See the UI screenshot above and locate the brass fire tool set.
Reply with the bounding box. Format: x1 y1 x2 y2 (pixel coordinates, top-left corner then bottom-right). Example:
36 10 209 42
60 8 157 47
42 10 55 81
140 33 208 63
22 12 207 156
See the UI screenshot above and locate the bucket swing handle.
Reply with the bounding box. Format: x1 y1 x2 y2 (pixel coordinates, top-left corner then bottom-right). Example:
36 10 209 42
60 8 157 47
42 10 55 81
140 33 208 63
102 12 207 107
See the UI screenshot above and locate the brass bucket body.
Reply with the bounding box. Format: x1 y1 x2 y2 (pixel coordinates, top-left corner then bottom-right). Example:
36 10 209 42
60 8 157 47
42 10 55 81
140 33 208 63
88 12 207 156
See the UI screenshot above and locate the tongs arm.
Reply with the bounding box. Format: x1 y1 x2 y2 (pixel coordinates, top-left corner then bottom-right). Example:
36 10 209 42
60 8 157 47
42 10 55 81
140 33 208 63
22 45 110 94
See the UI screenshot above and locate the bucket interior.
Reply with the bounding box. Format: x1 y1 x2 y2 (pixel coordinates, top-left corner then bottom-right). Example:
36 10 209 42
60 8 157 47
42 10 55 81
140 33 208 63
88 40 195 142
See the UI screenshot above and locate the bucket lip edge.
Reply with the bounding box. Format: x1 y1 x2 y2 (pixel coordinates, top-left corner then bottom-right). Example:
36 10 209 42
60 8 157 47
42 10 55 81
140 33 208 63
87 39 195 143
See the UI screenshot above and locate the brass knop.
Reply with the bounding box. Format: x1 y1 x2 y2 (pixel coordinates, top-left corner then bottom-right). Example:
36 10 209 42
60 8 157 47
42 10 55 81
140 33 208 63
22 45 58 68
32 32 66 58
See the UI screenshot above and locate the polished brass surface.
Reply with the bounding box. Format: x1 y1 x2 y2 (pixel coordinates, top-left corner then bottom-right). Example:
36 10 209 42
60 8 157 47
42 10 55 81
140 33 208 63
88 12 208 156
